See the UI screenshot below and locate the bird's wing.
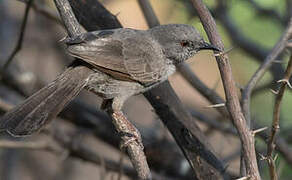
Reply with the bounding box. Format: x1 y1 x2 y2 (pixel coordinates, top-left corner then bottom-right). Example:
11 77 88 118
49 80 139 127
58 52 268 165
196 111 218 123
66 29 170 84
122 33 171 83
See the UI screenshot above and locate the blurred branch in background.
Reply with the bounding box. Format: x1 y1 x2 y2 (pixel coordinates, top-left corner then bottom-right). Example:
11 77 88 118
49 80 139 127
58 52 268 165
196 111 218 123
242 18 292 126
16 0 62 26
1 0 33 71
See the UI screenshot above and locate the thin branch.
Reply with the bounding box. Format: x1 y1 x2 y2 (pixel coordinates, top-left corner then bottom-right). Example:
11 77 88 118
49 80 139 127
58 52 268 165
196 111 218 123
2 0 33 70
53 0 82 37
17 0 62 26
241 18 292 126
137 0 160 27
246 0 285 25
190 0 261 179
266 55 292 180
0 139 63 154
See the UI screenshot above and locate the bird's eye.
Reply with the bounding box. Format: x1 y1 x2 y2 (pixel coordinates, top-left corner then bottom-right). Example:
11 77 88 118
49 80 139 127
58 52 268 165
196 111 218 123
180 40 189 47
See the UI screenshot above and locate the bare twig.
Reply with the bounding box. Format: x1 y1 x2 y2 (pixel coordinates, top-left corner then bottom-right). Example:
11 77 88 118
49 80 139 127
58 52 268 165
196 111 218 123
246 0 285 25
205 103 225 108
0 139 45 149
108 110 152 180
190 0 261 179
17 0 62 26
242 18 292 126
53 0 82 37
251 127 268 136
2 0 33 71
0 139 63 154
266 55 292 180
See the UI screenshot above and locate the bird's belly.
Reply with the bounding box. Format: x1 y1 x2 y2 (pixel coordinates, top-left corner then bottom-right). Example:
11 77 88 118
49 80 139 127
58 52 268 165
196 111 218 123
84 70 146 99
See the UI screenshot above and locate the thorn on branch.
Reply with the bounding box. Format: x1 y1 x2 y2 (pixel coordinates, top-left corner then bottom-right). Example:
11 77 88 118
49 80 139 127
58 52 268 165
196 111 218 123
251 127 268 136
273 154 279 162
214 46 236 58
258 153 267 161
205 103 225 108
270 89 279 95
272 60 285 64
277 79 292 89
235 176 250 180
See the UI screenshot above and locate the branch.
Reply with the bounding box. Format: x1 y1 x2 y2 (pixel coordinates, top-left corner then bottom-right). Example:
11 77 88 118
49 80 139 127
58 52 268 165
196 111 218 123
241 18 292 126
190 0 261 179
2 0 33 70
266 55 292 180
0 139 63 154
53 0 81 37
246 0 285 25
17 0 62 26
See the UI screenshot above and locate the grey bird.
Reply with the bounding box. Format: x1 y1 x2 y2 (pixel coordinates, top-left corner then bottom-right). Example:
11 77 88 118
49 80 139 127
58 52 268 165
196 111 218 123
0 24 219 136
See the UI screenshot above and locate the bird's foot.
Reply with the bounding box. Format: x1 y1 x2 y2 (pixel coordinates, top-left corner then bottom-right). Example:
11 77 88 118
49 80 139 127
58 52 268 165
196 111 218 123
112 111 144 150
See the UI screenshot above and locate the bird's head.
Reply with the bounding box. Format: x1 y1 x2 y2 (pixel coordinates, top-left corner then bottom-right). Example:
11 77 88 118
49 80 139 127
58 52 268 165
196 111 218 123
150 24 220 64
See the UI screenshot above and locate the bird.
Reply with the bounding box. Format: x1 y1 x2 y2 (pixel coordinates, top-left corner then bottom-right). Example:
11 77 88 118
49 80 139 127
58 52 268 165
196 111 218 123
0 24 219 137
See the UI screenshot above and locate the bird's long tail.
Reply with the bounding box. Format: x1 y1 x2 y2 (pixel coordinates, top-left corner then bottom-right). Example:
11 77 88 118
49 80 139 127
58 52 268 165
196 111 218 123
0 65 94 136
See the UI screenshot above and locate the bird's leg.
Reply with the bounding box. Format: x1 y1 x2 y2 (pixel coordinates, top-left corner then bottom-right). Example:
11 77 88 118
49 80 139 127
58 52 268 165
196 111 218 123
104 97 151 180
108 96 143 150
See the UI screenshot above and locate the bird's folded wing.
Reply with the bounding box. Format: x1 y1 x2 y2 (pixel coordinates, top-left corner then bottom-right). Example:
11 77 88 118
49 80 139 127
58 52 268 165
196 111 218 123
66 29 170 84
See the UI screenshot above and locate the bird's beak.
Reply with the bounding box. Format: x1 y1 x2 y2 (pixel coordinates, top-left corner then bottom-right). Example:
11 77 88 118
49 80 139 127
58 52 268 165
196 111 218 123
198 42 220 52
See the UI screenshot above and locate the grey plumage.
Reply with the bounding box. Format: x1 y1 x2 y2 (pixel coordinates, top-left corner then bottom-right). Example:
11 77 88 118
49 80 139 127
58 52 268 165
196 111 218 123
0 24 219 136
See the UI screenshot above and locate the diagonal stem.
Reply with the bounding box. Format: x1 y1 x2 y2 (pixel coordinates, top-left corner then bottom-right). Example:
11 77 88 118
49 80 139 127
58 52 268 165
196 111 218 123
266 55 292 180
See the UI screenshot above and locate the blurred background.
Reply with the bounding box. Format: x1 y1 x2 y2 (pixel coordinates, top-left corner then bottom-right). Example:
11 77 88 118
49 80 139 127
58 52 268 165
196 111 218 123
0 0 291 179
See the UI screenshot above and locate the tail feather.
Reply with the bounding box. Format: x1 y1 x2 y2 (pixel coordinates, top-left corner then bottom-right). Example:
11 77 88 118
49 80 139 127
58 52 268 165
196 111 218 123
0 66 93 136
